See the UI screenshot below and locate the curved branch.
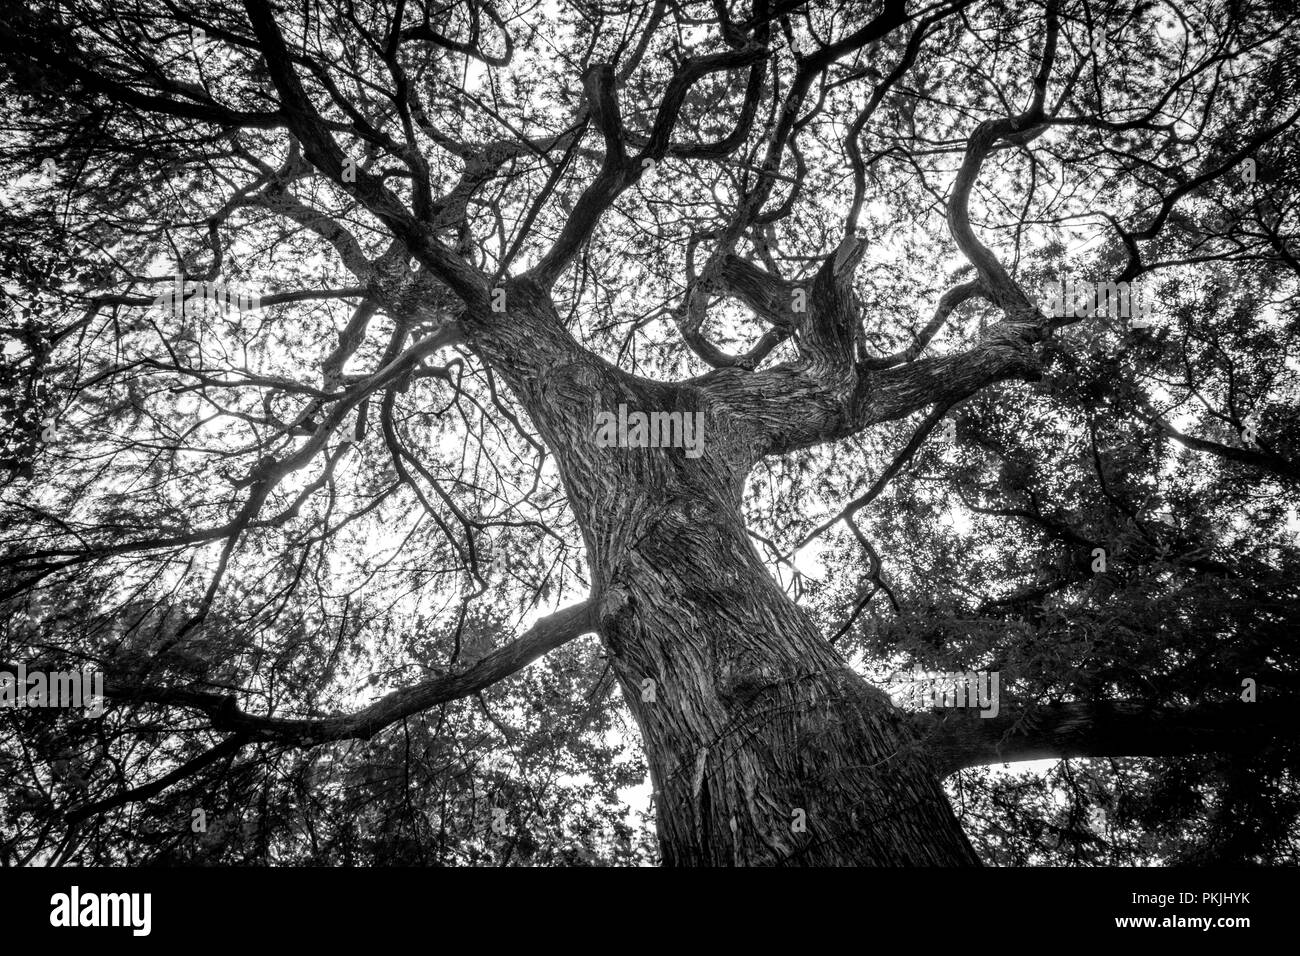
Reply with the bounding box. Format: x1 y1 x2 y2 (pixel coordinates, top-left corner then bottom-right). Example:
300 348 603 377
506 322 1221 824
6 599 600 748
400 3 513 66
860 280 981 370
716 253 798 328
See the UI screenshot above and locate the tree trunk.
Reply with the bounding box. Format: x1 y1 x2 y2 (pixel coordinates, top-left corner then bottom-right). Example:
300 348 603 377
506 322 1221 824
600 503 979 865
467 280 980 866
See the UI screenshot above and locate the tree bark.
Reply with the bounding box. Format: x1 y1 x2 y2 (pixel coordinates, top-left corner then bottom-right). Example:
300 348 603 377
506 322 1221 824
463 280 980 865
595 496 980 865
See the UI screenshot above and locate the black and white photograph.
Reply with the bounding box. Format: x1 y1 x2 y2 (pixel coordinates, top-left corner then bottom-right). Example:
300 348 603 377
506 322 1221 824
0 0 1296 932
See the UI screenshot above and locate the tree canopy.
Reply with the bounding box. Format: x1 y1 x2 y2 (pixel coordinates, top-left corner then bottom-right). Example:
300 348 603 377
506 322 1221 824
1 0 1298 865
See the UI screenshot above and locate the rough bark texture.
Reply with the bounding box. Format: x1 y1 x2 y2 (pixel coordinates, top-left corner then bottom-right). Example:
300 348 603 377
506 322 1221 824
464 280 980 866
595 499 980 865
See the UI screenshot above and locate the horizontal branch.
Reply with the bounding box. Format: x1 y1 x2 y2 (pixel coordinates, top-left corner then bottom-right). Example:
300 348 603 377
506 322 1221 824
92 287 369 309
920 697 1295 777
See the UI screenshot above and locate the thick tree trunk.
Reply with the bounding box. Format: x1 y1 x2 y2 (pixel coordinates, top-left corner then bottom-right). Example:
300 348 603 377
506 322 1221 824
594 497 980 865
467 280 980 866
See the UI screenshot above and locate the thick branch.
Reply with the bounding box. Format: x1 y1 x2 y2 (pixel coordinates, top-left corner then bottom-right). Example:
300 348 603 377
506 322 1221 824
716 253 798 327
921 698 1294 777
5 600 598 747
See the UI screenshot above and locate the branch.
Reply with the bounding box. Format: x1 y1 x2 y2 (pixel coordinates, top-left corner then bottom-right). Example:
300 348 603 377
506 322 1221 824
65 735 248 826
944 2 1057 318
1137 399 1300 485
794 397 957 550
532 44 770 287
860 281 981 369
27 599 600 746
724 326 1039 461
43 599 602 825
921 698 1295 777
716 253 798 327
400 3 513 66
92 287 368 309
0 17 283 129
674 253 795 369
529 63 629 287
240 0 487 307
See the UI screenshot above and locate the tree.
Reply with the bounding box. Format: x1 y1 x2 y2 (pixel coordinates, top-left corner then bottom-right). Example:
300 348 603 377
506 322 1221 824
1 0 1298 866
